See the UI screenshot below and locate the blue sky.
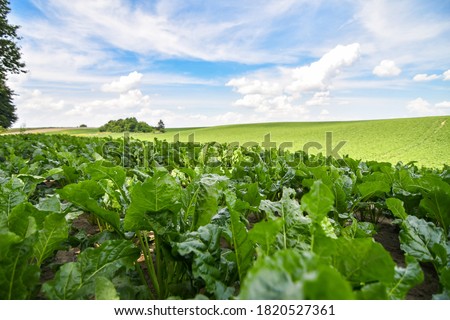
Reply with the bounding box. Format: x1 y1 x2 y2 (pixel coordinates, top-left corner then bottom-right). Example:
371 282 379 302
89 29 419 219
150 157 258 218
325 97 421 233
7 0 450 128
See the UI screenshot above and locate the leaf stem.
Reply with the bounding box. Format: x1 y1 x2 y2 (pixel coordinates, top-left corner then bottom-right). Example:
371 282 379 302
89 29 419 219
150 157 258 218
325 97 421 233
138 231 160 298
135 263 154 299
155 234 165 297
281 205 287 250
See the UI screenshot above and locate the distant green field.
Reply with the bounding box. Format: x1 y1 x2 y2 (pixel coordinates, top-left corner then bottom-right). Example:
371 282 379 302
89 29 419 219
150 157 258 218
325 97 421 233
47 128 100 135
22 116 450 168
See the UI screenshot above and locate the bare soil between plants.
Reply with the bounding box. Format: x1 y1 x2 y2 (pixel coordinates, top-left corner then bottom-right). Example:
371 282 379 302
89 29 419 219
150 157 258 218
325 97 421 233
39 215 440 299
374 220 440 299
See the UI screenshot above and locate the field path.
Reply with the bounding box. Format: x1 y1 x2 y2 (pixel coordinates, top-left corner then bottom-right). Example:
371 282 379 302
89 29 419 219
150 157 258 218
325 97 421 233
1 128 74 135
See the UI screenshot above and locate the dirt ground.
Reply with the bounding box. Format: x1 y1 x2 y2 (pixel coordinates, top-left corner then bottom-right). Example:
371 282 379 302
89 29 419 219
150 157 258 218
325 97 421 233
373 220 440 299
1 127 71 135
39 214 440 299
39 214 98 288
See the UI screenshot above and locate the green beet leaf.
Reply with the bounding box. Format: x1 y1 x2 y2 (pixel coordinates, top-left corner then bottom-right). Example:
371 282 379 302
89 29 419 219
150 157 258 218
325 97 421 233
173 224 234 299
0 234 40 299
279 187 303 226
392 168 417 195
387 255 424 300
59 180 121 233
249 218 283 255
260 187 312 251
238 250 301 300
357 283 388 300
301 180 334 223
399 215 446 265
333 181 349 214
34 213 69 266
79 240 139 282
357 180 390 200
386 198 408 220
441 267 450 291
7 202 69 266
239 249 354 299
84 161 126 187
259 187 302 224
42 240 139 299
0 177 27 223
236 182 262 208
37 195 62 212
304 265 355 300
84 161 128 207
183 174 228 230
95 276 120 300
186 181 219 230
124 171 181 233
420 189 450 236
328 238 395 285
42 262 82 299
61 165 80 185
7 203 43 238
416 175 450 194
226 192 254 282
433 267 450 299
0 232 22 261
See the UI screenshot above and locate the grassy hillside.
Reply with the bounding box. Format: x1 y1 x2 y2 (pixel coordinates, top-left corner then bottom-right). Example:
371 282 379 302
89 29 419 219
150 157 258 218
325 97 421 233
31 116 450 168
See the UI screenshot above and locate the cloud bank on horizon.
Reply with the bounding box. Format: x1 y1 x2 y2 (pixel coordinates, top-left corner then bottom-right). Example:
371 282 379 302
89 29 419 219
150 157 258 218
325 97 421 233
7 0 450 128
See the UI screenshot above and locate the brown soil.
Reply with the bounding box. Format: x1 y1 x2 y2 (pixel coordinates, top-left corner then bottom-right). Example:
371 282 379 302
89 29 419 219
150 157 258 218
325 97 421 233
1 127 77 135
39 214 98 294
71 213 100 236
374 220 440 299
38 214 441 299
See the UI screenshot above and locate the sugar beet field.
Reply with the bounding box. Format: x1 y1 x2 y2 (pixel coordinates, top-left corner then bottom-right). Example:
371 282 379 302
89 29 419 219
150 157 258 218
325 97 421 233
52 116 450 169
0 119 450 300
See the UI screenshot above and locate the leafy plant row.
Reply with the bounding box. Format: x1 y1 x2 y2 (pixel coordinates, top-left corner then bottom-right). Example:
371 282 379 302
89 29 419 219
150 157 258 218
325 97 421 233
0 134 449 299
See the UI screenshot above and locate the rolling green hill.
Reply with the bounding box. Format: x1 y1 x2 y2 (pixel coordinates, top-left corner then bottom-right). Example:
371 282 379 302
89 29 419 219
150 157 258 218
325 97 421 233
31 116 450 168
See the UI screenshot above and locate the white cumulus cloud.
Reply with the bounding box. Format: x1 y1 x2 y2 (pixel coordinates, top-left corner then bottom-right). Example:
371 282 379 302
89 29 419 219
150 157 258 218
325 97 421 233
413 73 440 81
435 101 450 108
406 98 433 115
65 89 151 116
287 43 361 92
233 94 266 108
227 43 360 114
226 78 282 96
443 70 450 81
306 91 330 106
372 60 401 77
14 89 66 112
101 71 143 93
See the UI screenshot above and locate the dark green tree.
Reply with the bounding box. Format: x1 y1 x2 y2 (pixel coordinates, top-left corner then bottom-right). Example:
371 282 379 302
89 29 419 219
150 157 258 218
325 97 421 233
99 117 153 133
0 0 26 128
136 121 153 133
157 119 165 133
0 78 17 127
